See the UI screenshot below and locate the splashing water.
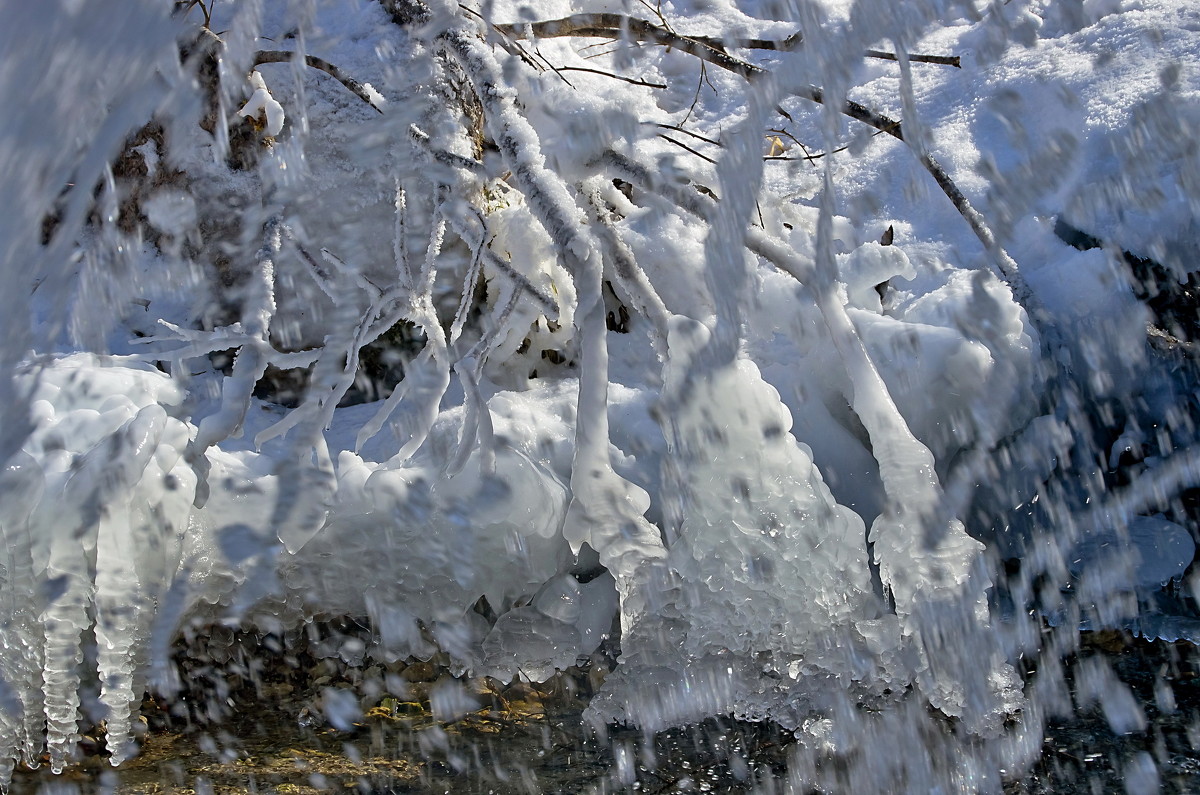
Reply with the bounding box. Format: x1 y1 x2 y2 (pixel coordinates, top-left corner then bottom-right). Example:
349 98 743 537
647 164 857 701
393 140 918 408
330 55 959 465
2 0 1200 789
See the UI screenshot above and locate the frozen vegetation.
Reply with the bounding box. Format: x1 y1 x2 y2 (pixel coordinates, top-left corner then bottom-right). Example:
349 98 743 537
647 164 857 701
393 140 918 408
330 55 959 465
2 0 1200 789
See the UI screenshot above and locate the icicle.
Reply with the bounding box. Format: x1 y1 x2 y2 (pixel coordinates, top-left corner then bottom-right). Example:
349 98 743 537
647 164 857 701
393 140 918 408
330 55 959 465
585 179 670 355
359 197 452 458
3 454 45 766
441 23 668 604
93 495 145 766
0 451 45 784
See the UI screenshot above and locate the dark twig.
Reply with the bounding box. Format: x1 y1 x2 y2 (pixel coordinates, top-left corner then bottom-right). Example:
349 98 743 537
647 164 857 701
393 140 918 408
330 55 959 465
651 122 721 147
555 66 666 88
657 134 717 163
864 49 960 68
254 51 385 113
176 0 213 28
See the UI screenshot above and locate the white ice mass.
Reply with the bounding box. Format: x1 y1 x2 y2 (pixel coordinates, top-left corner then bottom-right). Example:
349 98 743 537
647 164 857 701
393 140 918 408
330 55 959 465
2 0 1200 789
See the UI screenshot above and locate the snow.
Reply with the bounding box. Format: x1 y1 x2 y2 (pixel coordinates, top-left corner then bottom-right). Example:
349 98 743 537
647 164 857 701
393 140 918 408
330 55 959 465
237 71 287 138
1 0 1199 788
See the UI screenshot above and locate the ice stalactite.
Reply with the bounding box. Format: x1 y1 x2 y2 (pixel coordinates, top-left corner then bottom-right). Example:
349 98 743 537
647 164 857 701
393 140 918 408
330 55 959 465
0 452 47 783
5 358 199 777
440 20 671 644
593 139 1030 726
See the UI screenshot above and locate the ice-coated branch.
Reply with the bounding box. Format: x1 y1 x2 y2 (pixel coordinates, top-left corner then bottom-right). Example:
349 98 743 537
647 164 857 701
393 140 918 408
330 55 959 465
499 14 1036 316
407 122 561 317
190 217 281 458
584 178 671 354
358 197 452 459
438 14 669 620
409 123 488 178
253 51 386 113
394 182 414 291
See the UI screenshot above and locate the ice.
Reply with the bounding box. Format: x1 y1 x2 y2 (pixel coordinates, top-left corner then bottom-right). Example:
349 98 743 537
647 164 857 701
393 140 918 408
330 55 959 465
1069 514 1196 589
3 0 1200 788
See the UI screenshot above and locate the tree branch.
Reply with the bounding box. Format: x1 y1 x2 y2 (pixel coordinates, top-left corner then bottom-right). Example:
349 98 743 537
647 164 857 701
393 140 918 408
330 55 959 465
495 16 959 69
497 13 1033 307
554 65 667 88
254 51 385 113
864 49 959 68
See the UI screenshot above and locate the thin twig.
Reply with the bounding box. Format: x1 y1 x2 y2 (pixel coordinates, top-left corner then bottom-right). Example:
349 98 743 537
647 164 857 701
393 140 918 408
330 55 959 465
864 49 960 67
555 66 666 88
657 134 717 163
651 122 721 147
533 46 576 87
764 127 857 163
254 50 385 113
682 61 712 125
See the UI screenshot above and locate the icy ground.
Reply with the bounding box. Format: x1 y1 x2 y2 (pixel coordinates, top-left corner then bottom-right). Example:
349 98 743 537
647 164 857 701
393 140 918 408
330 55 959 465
2 0 1200 789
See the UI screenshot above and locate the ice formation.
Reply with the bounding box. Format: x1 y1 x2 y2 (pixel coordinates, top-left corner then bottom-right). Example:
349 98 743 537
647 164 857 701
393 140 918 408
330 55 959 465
2 0 1199 789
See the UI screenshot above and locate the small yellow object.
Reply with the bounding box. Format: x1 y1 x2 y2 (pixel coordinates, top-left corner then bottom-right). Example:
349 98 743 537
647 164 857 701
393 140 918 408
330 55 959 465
766 135 787 157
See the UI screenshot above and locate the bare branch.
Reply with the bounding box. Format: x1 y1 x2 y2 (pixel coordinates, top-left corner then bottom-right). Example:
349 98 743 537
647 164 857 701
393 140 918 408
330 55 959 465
652 122 721 147
864 49 960 68
555 66 667 88
657 133 717 163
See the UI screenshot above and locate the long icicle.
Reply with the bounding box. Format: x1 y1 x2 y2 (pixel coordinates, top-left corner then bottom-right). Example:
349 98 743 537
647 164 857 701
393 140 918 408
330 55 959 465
438 14 668 626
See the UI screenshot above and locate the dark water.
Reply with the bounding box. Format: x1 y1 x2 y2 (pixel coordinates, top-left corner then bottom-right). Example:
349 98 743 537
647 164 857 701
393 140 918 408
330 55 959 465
9 632 1200 794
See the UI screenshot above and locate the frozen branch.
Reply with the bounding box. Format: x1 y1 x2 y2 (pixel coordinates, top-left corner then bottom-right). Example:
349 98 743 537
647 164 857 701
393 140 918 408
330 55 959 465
254 50 386 113
439 19 670 621
497 14 1034 309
